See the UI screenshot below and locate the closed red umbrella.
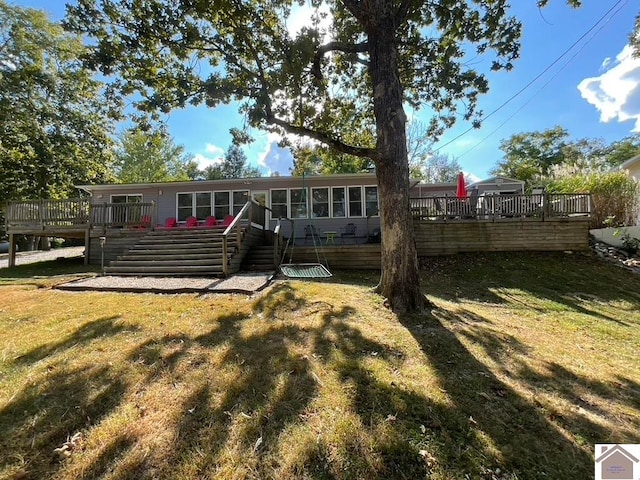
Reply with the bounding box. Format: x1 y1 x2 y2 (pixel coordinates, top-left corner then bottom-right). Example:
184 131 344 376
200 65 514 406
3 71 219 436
456 172 467 199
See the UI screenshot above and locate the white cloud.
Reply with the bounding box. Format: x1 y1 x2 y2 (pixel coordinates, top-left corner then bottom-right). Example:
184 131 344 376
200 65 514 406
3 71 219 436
600 57 612 71
191 143 225 169
256 131 294 175
205 143 224 156
578 44 640 132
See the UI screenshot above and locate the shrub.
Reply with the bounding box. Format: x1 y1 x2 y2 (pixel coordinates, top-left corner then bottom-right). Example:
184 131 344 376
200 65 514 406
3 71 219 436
546 171 638 227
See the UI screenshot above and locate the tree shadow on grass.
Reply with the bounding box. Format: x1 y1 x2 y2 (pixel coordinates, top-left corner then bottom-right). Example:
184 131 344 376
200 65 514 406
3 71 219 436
5 277 635 479
13 315 137 365
421 251 640 325
115 301 320 479
0 364 127 480
398 306 637 479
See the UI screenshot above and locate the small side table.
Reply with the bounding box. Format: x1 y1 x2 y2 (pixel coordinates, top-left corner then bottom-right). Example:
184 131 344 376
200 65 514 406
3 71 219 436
324 231 337 245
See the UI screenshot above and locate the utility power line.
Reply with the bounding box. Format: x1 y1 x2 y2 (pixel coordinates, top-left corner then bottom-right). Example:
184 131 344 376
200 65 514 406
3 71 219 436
435 0 629 153
456 0 629 159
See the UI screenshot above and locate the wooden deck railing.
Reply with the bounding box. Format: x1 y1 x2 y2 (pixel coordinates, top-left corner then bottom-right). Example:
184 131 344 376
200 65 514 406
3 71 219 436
410 193 591 221
7 198 91 229
6 198 157 232
91 202 156 231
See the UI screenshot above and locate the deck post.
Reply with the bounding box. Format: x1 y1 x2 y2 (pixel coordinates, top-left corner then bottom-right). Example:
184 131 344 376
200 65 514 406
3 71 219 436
84 228 90 266
8 233 16 268
222 236 228 276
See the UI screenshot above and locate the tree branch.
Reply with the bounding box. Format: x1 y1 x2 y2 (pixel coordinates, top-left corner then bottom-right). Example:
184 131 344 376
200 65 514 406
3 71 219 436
311 41 369 80
340 1 365 24
265 110 378 160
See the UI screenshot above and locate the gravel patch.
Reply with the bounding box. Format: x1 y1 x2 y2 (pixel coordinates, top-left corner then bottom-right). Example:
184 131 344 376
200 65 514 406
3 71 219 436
56 272 275 294
208 272 275 293
58 276 219 293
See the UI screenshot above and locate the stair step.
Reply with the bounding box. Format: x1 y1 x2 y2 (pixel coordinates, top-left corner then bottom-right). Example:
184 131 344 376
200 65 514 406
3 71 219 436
129 242 236 250
110 258 228 267
117 253 226 261
124 247 224 256
137 237 222 244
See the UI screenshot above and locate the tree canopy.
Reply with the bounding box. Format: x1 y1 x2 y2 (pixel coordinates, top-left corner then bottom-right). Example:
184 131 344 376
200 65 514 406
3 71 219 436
65 0 574 312
492 127 640 188
0 1 116 206
114 128 197 183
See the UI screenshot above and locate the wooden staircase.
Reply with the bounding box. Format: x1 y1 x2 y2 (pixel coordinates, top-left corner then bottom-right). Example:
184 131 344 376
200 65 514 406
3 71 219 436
241 245 278 272
104 228 240 276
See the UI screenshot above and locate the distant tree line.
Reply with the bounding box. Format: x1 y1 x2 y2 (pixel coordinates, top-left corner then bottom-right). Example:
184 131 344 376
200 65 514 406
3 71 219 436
492 126 640 226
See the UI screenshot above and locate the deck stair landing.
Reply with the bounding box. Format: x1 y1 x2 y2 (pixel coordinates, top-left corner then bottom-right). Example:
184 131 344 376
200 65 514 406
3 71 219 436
104 228 239 276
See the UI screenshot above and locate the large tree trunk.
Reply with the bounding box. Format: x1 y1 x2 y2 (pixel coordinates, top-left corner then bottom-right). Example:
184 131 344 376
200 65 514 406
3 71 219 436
367 4 430 313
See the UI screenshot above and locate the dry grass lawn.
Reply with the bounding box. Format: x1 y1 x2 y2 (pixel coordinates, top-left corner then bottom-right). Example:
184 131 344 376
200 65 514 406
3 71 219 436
0 251 638 479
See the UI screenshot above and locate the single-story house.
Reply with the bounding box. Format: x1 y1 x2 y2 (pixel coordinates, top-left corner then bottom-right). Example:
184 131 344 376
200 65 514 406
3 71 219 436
77 173 393 240
466 176 525 196
5 173 592 274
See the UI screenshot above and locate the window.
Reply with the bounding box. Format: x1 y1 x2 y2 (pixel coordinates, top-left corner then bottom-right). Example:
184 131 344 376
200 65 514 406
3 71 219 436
195 192 212 220
177 192 212 222
290 188 307 218
214 191 230 219
311 188 329 218
232 190 249 215
111 194 143 204
177 193 193 222
365 186 379 217
348 186 362 217
332 187 346 218
270 189 287 219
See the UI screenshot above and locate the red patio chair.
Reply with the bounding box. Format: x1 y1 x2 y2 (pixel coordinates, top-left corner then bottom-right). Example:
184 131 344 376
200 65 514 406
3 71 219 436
185 216 199 228
157 217 177 230
223 215 235 227
203 216 217 227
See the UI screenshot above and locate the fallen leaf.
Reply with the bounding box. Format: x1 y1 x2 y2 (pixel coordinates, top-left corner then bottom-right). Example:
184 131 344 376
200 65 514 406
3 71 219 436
254 436 263 451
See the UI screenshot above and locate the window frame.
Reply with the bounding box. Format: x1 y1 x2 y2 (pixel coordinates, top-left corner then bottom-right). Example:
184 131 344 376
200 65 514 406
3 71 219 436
364 185 379 217
311 187 330 218
232 190 249 216
347 186 363 218
176 191 213 222
331 187 346 218
269 188 288 220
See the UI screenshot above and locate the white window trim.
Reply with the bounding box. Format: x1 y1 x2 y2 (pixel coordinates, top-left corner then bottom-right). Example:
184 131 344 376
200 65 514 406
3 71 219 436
347 185 365 218
289 186 309 219
176 191 213 222
311 186 330 219
232 189 250 215
364 184 379 217
330 186 346 219
269 188 289 220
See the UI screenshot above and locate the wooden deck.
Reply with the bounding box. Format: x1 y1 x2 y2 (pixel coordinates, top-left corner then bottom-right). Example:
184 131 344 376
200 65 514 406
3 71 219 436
5 194 593 272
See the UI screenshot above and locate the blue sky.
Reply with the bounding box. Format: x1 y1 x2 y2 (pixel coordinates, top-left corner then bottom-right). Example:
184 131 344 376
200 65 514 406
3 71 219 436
11 0 640 181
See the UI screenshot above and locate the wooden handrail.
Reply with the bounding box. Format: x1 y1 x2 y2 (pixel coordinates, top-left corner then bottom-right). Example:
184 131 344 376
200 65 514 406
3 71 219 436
221 200 261 276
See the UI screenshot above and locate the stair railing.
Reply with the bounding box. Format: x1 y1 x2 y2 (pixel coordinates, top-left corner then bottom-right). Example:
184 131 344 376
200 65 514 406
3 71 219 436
221 200 259 276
